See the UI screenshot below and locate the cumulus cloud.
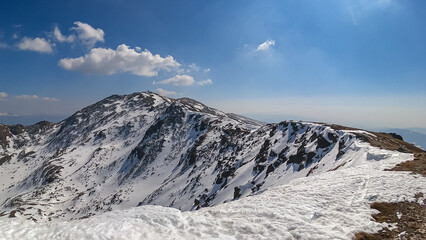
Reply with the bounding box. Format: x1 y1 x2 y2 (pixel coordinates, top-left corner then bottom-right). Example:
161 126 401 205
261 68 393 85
17 37 53 53
71 21 104 48
154 75 195 86
155 88 177 96
256 39 275 51
59 44 180 77
15 95 59 101
54 26 75 43
197 79 213 86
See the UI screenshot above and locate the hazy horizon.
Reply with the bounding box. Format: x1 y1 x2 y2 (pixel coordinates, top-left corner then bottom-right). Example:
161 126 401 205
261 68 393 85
1 91 425 131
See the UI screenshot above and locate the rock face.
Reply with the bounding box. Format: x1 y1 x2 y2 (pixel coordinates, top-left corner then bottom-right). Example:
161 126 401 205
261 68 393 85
0 92 373 221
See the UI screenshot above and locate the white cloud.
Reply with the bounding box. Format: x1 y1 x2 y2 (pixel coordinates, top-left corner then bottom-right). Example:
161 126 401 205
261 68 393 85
16 95 39 100
71 21 104 48
59 44 179 77
204 68 211 73
0 42 8 49
12 34 18 39
155 88 177 96
0 92 7 99
0 112 19 117
15 95 59 101
197 79 213 86
154 75 195 86
54 26 75 43
17 37 53 53
188 63 200 72
154 75 213 87
256 39 275 51
42 97 59 101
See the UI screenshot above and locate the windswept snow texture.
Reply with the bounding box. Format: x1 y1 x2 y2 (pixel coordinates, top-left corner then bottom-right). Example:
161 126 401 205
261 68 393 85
0 144 425 240
0 92 424 239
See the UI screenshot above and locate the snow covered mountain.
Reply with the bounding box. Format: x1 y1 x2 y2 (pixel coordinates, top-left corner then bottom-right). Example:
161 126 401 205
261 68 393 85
0 92 422 226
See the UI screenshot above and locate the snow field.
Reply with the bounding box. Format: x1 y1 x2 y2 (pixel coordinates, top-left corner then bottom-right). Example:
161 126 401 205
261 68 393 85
1 144 424 240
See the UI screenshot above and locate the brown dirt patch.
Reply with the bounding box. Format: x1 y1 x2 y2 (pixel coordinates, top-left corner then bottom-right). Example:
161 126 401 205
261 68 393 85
328 162 347 172
388 152 426 177
354 193 426 240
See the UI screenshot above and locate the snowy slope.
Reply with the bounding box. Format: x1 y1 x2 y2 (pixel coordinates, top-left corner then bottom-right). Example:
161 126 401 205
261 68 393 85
0 92 423 228
0 143 424 240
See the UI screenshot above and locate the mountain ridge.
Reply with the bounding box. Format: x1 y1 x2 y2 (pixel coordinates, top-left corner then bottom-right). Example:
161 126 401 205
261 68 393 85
0 92 422 222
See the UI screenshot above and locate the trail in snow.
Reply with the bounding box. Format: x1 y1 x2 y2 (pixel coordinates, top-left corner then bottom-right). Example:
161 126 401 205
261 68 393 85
0 144 424 240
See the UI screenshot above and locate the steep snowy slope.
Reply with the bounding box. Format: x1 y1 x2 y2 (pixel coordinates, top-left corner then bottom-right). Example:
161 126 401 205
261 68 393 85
0 144 424 240
0 92 421 223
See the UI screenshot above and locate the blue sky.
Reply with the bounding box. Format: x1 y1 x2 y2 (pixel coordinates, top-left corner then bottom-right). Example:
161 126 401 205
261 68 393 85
0 0 425 128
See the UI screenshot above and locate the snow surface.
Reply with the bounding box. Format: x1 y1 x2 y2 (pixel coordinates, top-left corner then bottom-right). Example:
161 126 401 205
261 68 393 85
1 92 374 221
1 144 424 240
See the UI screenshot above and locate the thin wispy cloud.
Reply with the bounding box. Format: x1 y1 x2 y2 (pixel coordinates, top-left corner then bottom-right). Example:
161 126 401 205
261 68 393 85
15 95 40 100
155 88 177 96
0 92 8 99
154 75 213 87
59 44 180 76
375 0 393 8
197 79 213 86
188 63 200 72
0 112 19 117
17 37 53 53
178 63 211 74
256 39 275 51
53 26 75 43
154 75 195 86
15 95 59 101
0 42 8 49
348 7 358 25
41 97 60 101
346 0 401 25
